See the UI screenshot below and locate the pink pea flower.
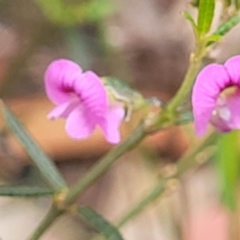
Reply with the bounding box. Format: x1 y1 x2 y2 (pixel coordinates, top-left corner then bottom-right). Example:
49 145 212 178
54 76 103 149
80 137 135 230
192 55 240 136
44 59 124 144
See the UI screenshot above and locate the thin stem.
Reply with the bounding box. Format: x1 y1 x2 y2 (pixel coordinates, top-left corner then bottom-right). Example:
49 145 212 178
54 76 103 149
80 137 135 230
28 122 147 239
27 206 62 240
64 122 147 205
117 132 218 227
165 38 206 117
27 15 211 240
166 55 202 114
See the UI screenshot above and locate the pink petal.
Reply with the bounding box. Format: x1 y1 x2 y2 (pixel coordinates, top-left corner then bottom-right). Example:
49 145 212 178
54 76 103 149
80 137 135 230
65 106 95 139
73 71 108 119
47 98 80 119
192 64 230 135
99 106 125 144
45 59 82 104
224 55 240 85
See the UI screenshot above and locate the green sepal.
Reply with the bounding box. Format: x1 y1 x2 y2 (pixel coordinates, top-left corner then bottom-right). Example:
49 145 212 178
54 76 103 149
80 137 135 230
78 206 124 240
101 77 148 121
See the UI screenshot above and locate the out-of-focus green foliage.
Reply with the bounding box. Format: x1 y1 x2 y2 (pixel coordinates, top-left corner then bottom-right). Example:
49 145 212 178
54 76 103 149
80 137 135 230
234 0 240 9
224 0 231 6
78 206 124 240
34 0 112 26
217 131 240 210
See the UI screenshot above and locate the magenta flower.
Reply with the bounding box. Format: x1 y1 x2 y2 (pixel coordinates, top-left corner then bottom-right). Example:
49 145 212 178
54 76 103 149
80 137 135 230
192 55 240 136
45 59 124 144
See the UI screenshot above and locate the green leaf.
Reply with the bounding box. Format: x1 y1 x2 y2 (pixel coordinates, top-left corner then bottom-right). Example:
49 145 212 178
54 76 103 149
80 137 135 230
183 12 198 31
183 12 200 40
216 131 240 211
78 206 124 240
214 15 240 36
197 0 215 34
207 15 240 46
1 102 67 191
0 185 53 197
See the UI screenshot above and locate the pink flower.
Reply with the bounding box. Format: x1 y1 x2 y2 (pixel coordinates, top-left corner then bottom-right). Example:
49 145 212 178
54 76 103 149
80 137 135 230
45 59 124 144
192 55 240 136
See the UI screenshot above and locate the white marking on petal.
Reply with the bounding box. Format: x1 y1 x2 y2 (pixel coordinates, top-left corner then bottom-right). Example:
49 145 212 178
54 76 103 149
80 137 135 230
219 107 231 121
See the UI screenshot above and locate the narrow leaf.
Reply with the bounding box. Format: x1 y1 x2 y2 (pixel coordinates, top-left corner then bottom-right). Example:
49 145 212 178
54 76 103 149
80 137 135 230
197 0 215 34
1 102 67 191
216 131 240 210
207 15 240 46
214 15 240 36
0 185 53 197
183 12 198 31
78 206 124 240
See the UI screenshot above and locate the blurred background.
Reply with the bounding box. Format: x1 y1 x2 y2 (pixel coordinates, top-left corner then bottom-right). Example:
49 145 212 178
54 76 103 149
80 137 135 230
0 0 240 239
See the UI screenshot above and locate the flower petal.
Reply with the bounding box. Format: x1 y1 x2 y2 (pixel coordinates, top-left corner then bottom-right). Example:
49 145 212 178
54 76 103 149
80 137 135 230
45 59 82 104
192 64 230 135
65 106 95 139
99 106 125 144
73 71 108 119
47 98 80 119
224 55 240 85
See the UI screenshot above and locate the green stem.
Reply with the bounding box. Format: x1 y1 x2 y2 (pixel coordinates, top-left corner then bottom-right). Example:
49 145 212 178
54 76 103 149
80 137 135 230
117 132 218 227
64 122 147 205
166 54 202 114
27 18 211 240
27 206 62 240
164 36 207 121
28 122 147 239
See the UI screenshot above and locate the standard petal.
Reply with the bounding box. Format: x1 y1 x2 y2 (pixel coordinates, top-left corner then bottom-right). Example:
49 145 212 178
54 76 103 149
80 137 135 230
224 55 240 85
73 71 108 119
99 106 124 144
65 106 95 139
192 64 230 135
47 98 80 119
45 59 82 104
